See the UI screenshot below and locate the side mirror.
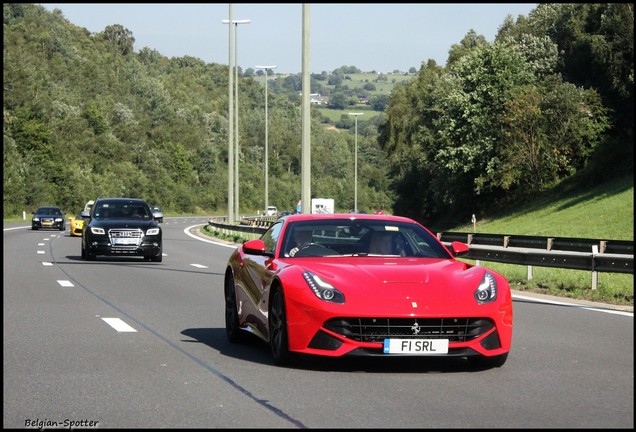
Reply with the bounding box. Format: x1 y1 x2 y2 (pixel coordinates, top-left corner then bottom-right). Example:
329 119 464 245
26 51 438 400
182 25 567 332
242 239 271 256
80 210 90 218
450 241 470 257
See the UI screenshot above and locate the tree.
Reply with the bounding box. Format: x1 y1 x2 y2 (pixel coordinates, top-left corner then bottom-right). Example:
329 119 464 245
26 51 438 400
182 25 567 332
99 24 134 55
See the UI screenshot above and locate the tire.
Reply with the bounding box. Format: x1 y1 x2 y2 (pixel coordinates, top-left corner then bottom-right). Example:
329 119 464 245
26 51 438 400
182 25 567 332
467 352 508 370
82 241 96 261
225 273 245 343
150 253 162 262
269 287 293 365
148 245 163 262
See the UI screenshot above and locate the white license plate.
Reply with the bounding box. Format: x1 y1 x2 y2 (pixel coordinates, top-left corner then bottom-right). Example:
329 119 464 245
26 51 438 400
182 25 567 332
113 238 138 245
383 339 449 354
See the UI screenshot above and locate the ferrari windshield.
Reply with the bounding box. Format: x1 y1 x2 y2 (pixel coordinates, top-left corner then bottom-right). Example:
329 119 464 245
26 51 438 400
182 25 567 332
279 219 452 258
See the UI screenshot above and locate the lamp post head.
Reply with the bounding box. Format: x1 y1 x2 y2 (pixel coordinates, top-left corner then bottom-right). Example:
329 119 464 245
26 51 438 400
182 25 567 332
222 19 251 24
255 65 278 77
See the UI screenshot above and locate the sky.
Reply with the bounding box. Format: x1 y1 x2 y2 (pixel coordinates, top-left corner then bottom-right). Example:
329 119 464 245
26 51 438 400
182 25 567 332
40 3 538 74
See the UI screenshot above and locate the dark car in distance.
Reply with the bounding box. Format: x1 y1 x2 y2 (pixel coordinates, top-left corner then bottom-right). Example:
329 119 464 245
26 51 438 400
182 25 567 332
149 205 164 223
32 206 65 231
81 198 162 262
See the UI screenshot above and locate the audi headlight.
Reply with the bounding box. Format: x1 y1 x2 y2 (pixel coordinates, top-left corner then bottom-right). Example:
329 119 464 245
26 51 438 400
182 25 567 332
474 271 497 304
302 271 345 304
33 217 40 221
90 227 105 235
55 217 63 222
146 228 160 236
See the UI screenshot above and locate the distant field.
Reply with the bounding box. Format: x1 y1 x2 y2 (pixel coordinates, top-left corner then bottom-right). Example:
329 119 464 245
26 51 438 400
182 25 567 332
313 72 413 124
265 72 414 124
335 72 414 94
314 106 377 123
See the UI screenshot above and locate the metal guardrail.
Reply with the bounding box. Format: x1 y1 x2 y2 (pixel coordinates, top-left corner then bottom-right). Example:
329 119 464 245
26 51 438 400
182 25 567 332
206 218 634 288
436 232 633 274
437 232 633 255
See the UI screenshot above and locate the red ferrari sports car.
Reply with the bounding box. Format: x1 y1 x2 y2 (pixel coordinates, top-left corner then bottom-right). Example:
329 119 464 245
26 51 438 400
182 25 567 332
224 213 513 369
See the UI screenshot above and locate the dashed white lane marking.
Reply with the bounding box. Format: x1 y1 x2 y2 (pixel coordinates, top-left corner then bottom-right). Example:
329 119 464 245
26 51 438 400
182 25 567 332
42 262 53 266
191 263 208 268
57 280 74 287
37 251 45 254
102 318 137 332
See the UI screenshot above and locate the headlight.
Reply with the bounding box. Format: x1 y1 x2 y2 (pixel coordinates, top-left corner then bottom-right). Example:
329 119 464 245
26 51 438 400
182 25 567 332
33 217 40 221
474 271 497 304
90 227 105 235
146 228 160 236
55 217 63 222
302 271 345 304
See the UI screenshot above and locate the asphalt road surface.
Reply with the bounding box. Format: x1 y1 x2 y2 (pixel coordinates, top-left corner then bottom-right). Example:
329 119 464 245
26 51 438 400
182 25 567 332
3 218 633 428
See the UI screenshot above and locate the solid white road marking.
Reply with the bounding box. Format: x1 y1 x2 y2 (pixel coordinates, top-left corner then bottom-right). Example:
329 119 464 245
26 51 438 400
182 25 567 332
102 318 137 332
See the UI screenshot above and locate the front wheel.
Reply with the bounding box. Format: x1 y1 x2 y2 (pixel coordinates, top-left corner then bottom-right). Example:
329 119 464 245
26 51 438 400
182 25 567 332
81 241 95 261
269 287 293 365
225 273 245 343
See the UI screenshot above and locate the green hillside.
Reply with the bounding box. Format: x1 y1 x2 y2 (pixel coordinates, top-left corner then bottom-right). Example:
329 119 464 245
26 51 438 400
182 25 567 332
450 175 633 306
452 176 633 240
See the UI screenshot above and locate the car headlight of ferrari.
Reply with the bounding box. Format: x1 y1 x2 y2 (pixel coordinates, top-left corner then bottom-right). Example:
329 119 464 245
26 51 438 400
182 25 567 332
474 271 497 304
90 227 105 235
146 228 160 236
302 271 345 304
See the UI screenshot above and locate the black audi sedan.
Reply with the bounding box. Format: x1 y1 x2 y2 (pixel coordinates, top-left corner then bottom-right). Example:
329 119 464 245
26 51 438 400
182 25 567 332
80 197 162 262
32 206 65 231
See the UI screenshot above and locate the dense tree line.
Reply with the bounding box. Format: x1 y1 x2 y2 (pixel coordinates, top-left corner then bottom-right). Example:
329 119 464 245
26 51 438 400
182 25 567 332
3 4 633 229
379 3 632 225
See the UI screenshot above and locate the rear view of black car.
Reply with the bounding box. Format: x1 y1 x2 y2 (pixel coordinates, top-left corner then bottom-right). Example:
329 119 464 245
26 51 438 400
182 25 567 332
32 206 65 231
81 198 162 262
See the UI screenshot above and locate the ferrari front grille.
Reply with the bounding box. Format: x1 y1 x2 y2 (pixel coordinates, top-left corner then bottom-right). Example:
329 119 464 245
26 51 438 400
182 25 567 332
323 317 495 343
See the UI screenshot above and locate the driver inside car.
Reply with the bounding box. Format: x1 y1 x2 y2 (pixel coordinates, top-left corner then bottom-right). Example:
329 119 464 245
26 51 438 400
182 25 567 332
369 231 393 255
288 229 313 257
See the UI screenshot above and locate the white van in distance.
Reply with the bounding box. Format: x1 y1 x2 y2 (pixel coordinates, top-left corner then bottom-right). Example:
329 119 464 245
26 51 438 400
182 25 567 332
265 206 278 216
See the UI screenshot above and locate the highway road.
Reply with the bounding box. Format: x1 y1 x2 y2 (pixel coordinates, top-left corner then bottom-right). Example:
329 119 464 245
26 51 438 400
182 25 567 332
3 217 633 428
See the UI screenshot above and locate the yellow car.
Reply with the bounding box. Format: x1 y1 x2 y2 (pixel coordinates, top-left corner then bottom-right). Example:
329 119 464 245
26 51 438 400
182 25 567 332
68 212 85 237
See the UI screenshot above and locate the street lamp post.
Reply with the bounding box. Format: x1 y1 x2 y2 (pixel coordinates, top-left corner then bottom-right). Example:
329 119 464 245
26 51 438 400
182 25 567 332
348 112 363 213
255 65 277 213
225 6 234 224
223 18 250 222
